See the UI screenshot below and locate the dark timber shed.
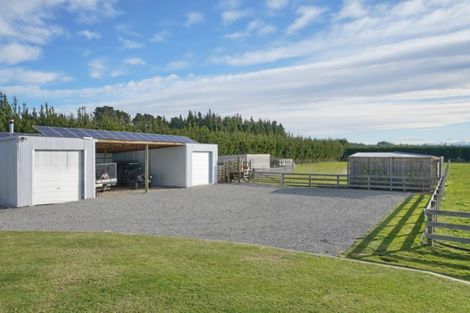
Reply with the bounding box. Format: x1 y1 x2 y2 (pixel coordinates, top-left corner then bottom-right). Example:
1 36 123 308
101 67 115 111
347 152 444 191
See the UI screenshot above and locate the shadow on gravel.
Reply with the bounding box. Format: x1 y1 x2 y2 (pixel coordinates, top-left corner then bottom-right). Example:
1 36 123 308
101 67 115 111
271 187 408 199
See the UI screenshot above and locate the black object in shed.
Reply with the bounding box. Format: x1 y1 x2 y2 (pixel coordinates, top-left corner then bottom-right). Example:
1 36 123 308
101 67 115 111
348 152 444 192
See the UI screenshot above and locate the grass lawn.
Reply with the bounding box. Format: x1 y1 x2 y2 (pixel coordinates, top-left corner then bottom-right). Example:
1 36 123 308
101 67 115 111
439 163 470 246
346 163 470 281
1 232 469 313
295 161 347 174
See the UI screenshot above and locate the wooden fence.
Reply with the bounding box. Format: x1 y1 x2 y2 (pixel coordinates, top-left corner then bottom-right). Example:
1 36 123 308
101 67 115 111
253 172 348 188
253 171 435 192
423 162 470 246
348 175 437 192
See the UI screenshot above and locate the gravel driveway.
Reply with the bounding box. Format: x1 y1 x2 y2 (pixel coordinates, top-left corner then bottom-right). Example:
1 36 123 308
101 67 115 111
0 184 409 255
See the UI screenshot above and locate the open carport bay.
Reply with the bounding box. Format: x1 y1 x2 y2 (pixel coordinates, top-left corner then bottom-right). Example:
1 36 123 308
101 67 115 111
0 185 409 255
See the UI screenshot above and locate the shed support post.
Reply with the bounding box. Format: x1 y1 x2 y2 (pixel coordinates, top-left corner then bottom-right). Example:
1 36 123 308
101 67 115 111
145 144 149 193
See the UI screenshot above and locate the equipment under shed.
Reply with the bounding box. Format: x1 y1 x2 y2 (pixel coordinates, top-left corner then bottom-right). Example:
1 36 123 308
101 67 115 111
0 126 217 208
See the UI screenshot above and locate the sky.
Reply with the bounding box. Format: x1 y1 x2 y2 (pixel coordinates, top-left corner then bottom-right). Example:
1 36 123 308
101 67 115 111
1 0 470 144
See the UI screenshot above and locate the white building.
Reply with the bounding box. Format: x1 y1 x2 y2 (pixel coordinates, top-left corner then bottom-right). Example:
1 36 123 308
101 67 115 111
218 154 271 169
0 126 217 208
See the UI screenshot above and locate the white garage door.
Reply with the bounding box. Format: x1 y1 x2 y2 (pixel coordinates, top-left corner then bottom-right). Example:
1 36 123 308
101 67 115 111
192 152 211 186
33 150 84 205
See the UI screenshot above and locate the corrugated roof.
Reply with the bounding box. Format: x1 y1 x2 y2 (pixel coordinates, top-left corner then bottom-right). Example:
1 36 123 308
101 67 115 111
33 126 198 144
349 152 440 159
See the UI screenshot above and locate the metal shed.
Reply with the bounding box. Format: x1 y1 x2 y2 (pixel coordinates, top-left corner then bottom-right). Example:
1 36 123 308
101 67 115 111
348 152 443 191
0 126 217 208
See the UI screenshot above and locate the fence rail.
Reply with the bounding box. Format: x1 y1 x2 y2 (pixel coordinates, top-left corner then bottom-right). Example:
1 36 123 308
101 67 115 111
423 161 470 246
253 171 348 188
253 171 436 191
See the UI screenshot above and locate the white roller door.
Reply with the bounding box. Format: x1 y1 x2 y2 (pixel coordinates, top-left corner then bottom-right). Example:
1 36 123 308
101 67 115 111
191 152 211 186
33 150 84 205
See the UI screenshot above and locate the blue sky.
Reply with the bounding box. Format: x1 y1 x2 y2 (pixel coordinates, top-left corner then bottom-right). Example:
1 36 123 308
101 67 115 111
1 0 470 144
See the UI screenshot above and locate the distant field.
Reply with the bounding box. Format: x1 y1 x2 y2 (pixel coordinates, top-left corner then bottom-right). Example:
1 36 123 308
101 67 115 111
347 163 470 281
1 232 469 312
294 162 347 174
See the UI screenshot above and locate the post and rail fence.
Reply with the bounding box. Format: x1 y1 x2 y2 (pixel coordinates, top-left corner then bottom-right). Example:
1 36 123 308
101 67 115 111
251 171 436 192
423 161 470 246
253 172 348 188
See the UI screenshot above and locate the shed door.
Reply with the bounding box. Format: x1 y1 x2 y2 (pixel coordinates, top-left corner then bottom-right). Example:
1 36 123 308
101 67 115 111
33 151 84 205
192 152 211 186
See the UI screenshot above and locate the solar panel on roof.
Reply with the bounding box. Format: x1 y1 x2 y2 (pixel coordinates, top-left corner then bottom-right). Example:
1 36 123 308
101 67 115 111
33 126 198 144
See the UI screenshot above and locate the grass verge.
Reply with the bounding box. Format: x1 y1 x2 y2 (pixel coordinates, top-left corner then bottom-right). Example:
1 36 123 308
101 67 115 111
346 163 470 281
294 161 347 174
254 162 348 186
1 232 469 313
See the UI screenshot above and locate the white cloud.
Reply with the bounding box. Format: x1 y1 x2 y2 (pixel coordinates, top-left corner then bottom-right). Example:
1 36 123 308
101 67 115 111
0 0 118 46
88 58 106 79
224 32 248 40
266 0 289 10
286 6 325 34
0 43 42 64
222 9 252 25
336 0 367 20
118 37 143 49
77 30 101 40
151 31 171 43
124 57 145 66
110 69 125 77
247 20 276 36
164 60 190 72
0 68 70 85
66 0 120 23
218 0 242 10
216 0 470 66
115 24 141 37
185 12 205 27
0 1 63 45
225 20 276 40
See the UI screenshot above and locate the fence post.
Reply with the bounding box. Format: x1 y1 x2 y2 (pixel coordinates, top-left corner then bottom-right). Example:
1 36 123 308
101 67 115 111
238 157 241 183
426 209 433 246
336 175 339 187
367 176 370 190
309 175 312 187
280 173 285 186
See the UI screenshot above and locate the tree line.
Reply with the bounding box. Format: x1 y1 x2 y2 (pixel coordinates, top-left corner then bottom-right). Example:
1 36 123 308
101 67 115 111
0 92 347 161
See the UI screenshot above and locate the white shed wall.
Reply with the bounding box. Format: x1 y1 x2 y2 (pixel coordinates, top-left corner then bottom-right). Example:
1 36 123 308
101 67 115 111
185 144 218 187
16 136 96 207
246 154 270 169
0 138 18 207
113 143 218 188
113 146 188 187
218 154 270 169
152 146 187 187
